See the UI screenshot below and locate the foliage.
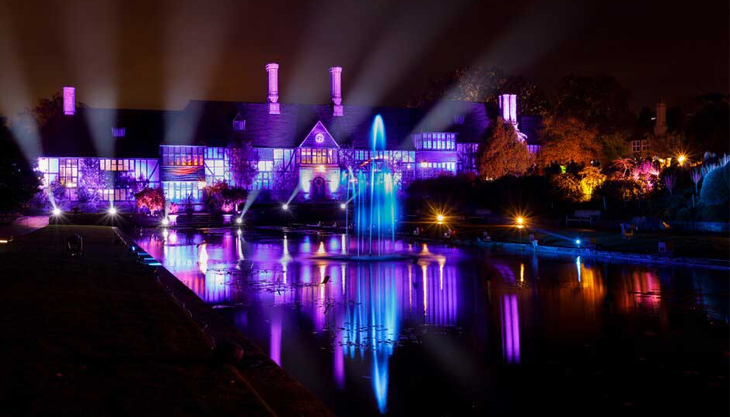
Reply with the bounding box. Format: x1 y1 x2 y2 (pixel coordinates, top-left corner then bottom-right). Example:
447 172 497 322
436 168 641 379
478 117 532 180
647 131 686 158
578 166 606 201
549 173 583 202
699 161 729 205
686 94 729 154
0 116 41 212
135 187 165 215
204 181 247 212
228 140 257 189
598 131 631 167
168 202 179 214
410 66 550 115
50 180 67 202
662 173 676 195
538 116 601 166
29 91 84 128
553 75 634 133
77 159 109 210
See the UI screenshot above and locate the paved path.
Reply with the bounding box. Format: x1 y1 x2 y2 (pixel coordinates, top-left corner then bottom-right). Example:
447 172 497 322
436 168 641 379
0 226 330 416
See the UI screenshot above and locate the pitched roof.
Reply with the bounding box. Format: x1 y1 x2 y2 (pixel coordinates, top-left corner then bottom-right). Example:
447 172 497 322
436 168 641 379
165 100 507 150
40 108 178 158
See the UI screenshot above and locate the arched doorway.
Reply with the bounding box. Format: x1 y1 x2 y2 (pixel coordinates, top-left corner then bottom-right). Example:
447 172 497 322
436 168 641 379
311 176 326 200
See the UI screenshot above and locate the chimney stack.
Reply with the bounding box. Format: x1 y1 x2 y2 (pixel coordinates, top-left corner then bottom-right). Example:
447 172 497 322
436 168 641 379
330 66 343 116
265 63 280 115
63 86 76 116
654 99 667 137
498 93 517 126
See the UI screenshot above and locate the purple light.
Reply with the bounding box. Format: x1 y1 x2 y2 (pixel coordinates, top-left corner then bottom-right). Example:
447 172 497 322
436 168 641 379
63 86 75 116
502 294 521 364
330 67 343 116
270 316 282 365
266 63 280 115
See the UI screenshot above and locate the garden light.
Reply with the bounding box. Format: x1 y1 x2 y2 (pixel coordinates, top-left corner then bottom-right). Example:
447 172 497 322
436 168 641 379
677 154 687 166
52 208 62 216
575 239 582 246
340 203 347 210
516 216 525 226
108 206 117 215
282 204 289 211
436 214 445 223
161 217 169 226
236 217 243 224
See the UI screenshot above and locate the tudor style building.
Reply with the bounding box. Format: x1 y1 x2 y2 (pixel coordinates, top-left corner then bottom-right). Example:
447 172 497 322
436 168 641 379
37 64 542 210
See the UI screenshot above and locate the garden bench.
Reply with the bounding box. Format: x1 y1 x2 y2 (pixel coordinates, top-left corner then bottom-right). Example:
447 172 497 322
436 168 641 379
565 210 601 227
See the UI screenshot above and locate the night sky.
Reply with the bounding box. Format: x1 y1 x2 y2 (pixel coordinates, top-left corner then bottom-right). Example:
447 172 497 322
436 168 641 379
0 0 727 116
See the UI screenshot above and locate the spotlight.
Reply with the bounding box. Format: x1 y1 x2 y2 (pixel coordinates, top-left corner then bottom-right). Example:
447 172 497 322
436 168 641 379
282 204 289 211
436 214 444 222
236 217 243 224
52 208 62 216
516 216 525 226
677 154 687 165
161 218 170 226
108 206 117 215
340 203 347 210
575 239 582 246
236 228 242 236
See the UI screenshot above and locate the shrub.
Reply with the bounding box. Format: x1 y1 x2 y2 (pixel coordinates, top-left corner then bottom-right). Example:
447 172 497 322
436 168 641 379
135 187 165 215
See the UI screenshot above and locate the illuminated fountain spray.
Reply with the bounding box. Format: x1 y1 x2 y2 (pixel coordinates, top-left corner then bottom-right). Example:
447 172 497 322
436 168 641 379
352 115 398 256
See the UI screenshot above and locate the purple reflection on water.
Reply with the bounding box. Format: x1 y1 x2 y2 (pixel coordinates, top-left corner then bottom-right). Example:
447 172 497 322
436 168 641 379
502 294 521 364
270 313 282 365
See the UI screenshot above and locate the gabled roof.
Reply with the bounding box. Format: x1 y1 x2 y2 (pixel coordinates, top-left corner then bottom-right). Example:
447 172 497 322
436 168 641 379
40 107 178 158
299 121 339 148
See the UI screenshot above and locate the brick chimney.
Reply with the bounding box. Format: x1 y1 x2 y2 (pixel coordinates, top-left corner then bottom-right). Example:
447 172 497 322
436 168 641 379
265 63 280 115
63 86 76 116
330 67 343 117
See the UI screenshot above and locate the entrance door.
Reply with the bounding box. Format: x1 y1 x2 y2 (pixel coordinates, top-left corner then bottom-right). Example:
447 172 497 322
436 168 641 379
311 176 326 200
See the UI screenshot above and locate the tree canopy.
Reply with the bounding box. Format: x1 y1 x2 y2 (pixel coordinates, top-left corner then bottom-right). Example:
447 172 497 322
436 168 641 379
538 116 602 167
0 116 41 213
478 117 532 180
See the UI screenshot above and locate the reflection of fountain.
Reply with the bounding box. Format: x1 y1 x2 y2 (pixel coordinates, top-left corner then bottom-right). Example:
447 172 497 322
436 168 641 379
350 115 398 256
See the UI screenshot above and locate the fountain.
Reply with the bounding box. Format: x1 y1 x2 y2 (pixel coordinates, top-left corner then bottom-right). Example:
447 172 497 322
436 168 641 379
346 115 398 257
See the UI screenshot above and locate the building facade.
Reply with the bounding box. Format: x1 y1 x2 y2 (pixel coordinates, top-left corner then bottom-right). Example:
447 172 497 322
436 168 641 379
37 64 541 210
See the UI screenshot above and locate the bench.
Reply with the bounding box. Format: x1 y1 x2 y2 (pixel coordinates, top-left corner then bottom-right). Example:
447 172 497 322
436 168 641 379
565 210 601 227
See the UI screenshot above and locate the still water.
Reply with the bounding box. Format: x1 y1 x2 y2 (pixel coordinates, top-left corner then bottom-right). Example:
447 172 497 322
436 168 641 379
136 229 729 416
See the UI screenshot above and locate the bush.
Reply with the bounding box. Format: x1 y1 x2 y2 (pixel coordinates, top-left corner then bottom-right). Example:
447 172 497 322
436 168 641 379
135 187 165 215
700 162 729 205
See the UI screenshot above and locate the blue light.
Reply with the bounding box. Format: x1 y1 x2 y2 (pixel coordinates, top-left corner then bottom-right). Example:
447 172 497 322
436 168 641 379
575 239 581 246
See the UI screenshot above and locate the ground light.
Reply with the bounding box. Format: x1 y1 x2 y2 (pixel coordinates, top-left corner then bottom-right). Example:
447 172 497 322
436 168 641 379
282 204 289 211
108 206 117 215
340 203 347 210
236 217 243 224
161 218 169 226
515 216 525 227
677 154 687 166
436 214 445 223
52 208 62 216
575 238 582 246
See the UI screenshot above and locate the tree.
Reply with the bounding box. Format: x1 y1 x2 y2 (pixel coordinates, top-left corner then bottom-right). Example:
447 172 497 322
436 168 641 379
478 117 532 180
410 66 550 115
135 187 165 215
648 131 685 158
29 91 85 128
554 75 634 133
0 116 41 213
77 159 110 210
598 131 631 167
229 139 257 189
538 116 602 167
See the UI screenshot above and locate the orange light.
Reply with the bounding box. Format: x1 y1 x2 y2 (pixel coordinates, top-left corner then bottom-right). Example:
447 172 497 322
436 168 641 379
677 154 687 165
516 216 525 225
436 214 445 223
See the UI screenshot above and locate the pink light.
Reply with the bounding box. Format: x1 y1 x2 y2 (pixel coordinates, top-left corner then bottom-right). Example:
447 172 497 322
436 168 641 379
270 315 282 365
265 63 280 115
63 86 75 116
330 67 343 116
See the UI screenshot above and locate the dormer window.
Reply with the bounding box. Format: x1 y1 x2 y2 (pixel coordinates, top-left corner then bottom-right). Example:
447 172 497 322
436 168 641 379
233 113 246 131
111 127 126 138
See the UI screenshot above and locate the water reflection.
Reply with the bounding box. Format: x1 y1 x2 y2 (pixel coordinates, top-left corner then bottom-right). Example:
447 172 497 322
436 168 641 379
136 230 728 416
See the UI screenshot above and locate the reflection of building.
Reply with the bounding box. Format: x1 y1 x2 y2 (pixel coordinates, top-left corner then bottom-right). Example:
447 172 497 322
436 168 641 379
38 64 542 209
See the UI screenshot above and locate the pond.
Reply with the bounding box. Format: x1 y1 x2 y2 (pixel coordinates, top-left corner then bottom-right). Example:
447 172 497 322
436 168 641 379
136 229 728 416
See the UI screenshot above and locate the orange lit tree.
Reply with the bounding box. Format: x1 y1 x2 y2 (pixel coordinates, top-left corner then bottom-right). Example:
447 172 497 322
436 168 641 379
538 116 602 167
478 117 532 180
